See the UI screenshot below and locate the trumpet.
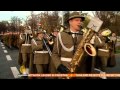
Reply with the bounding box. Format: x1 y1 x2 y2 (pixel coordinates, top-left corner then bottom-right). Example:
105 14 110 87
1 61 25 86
101 28 111 37
100 28 113 50
43 30 54 45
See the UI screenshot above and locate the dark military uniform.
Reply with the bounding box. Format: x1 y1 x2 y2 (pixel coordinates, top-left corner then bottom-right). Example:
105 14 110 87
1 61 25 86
31 35 50 78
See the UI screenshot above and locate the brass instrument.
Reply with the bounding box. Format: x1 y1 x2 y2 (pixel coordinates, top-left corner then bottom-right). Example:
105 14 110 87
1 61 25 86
43 38 52 56
70 17 103 73
101 28 113 51
70 29 97 73
24 28 33 45
20 29 32 45
25 33 30 44
101 28 111 37
82 28 88 36
36 29 53 56
19 27 33 75
43 30 54 45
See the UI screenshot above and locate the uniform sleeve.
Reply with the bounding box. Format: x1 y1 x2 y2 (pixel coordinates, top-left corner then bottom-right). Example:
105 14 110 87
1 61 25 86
51 36 62 69
114 37 117 45
94 36 105 48
31 39 43 51
19 34 25 47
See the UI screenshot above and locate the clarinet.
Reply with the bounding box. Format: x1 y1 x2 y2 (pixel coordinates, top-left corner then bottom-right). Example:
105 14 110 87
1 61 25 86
43 38 52 56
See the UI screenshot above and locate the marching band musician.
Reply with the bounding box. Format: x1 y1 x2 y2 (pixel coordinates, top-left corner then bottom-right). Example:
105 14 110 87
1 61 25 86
48 29 60 78
18 30 24 67
51 12 93 79
43 30 54 51
110 32 117 53
31 30 50 79
93 28 113 79
18 26 33 76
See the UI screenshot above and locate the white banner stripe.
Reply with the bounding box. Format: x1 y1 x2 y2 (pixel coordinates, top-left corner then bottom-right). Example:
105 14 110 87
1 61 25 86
10 67 20 78
6 55 12 61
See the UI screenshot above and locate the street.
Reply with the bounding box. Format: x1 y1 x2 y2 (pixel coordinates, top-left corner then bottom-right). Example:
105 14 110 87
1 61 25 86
0 41 20 79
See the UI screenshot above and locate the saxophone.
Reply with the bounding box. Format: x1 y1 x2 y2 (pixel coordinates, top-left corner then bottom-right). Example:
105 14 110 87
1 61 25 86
69 17 103 74
70 28 97 73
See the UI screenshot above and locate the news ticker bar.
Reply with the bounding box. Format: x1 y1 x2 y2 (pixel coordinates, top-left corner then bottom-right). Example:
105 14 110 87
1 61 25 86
18 74 120 77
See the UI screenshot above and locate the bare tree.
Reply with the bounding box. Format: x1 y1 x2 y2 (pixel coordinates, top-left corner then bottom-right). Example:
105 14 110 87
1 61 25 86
39 11 61 33
10 16 22 32
94 11 120 35
0 21 9 33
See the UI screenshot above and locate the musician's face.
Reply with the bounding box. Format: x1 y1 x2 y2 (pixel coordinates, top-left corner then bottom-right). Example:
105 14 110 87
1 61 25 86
38 33 44 39
69 18 82 31
112 33 116 37
53 31 58 36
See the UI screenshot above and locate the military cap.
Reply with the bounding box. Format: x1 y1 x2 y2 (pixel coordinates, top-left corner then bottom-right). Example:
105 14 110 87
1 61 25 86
67 12 85 22
24 29 32 34
101 28 112 36
53 29 59 32
37 30 44 34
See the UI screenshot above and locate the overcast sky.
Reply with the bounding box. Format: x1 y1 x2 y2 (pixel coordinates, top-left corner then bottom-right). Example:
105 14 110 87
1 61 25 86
0 11 94 21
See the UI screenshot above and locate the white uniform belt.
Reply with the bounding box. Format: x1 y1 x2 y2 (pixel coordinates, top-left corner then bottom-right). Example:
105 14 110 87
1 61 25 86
22 44 31 46
98 49 109 52
61 57 72 62
35 51 48 53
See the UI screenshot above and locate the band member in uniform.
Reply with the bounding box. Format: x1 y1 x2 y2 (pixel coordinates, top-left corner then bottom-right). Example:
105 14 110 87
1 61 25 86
94 29 112 79
18 26 33 75
52 28 60 37
48 29 60 77
8 32 13 49
110 32 117 53
18 30 24 67
31 30 50 79
51 12 95 79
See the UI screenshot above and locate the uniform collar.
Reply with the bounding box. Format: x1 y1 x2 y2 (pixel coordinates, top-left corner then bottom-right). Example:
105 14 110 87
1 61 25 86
36 37 42 40
70 29 79 38
70 29 79 34
64 29 83 35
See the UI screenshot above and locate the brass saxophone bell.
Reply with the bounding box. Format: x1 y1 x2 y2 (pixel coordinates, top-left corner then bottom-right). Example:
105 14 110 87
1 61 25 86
84 43 96 56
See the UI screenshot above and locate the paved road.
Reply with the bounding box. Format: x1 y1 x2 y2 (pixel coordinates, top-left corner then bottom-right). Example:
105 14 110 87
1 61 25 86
0 42 20 79
105 53 120 79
